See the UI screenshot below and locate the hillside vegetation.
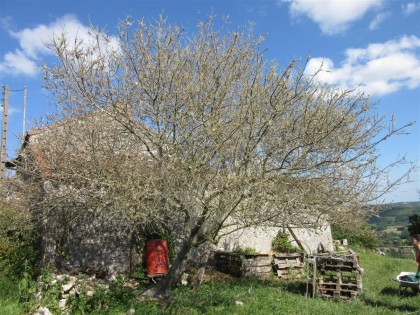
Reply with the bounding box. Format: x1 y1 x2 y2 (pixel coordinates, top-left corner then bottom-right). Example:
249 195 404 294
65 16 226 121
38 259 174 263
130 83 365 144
368 201 420 246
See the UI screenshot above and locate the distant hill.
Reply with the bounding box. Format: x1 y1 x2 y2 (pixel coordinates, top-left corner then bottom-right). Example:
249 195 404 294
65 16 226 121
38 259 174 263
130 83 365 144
368 201 420 228
367 201 419 246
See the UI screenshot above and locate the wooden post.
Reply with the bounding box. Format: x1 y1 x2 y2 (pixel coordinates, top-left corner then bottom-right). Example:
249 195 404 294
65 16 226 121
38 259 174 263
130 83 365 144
312 256 317 298
1 85 9 177
22 86 27 137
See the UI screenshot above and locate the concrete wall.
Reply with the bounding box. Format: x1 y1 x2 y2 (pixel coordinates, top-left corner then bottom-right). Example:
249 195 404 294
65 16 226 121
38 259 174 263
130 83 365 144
216 224 333 254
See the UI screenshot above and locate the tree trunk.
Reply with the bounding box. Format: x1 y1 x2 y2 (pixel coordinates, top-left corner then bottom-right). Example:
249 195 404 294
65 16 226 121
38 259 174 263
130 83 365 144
192 242 211 290
141 239 193 298
287 226 306 252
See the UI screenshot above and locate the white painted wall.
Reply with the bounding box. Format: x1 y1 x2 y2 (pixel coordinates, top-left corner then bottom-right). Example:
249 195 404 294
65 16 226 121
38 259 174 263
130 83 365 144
216 224 333 254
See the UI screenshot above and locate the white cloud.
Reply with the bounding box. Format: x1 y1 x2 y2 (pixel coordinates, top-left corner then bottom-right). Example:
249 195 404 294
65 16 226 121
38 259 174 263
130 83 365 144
0 84 21 116
279 0 383 35
0 15 120 78
402 2 420 15
0 50 38 76
369 11 390 30
305 36 420 96
0 104 20 116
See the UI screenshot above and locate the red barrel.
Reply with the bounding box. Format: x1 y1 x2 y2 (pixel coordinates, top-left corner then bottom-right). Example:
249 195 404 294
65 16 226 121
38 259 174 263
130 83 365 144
146 239 169 276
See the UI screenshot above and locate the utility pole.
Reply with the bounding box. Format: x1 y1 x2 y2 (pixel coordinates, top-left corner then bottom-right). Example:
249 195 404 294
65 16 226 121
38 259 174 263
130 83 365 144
1 85 9 177
22 86 27 137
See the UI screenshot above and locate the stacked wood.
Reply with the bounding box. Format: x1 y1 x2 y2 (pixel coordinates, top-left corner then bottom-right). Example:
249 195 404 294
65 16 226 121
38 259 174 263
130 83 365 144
242 254 272 279
214 251 243 277
273 253 305 279
317 252 359 272
213 251 272 279
308 250 363 300
316 271 362 300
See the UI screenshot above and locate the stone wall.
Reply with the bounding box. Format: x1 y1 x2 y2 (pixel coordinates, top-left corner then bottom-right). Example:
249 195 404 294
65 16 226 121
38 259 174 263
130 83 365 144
43 218 333 275
42 207 136 276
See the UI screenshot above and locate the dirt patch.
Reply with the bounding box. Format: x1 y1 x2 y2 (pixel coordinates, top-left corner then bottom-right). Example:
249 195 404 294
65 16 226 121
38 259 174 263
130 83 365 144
185 267 236 283
203 268 236 282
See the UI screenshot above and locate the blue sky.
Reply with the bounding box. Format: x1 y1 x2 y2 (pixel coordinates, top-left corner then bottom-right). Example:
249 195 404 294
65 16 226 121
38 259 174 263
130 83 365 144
0 0 419 203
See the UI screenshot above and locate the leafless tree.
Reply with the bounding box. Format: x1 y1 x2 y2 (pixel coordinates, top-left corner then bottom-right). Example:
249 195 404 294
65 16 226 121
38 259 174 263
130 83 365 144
17 16 413 297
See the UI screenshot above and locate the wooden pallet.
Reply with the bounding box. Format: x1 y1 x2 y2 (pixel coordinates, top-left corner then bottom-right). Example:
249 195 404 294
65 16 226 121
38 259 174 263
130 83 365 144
214 251 272 279
273 253 305 279
308 251 362 300
317 256 358 272
214 252 243 277
316 271 362 299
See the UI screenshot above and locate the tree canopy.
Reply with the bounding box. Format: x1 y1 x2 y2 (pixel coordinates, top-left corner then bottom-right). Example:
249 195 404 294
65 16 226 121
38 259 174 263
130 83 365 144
14 16 413 296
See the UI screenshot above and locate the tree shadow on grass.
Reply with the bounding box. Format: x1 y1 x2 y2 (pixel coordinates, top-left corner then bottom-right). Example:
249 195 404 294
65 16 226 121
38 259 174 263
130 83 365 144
380 285 419 298
358 285 420 313
281 280 308 296
361 297 419 313
379 286 400 296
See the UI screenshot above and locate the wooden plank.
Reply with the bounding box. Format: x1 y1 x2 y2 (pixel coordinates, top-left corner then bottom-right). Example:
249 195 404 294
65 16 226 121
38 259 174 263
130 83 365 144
274 261 304 268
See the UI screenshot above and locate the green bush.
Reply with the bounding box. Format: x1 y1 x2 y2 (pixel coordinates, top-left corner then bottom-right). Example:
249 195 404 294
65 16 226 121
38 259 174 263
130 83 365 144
331 222 380 249
408 214 420 235
0 199 41 277
271 232 301 253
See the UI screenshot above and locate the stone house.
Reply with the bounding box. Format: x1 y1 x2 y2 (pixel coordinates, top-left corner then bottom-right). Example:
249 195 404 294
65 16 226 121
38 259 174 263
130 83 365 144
8 111 333 276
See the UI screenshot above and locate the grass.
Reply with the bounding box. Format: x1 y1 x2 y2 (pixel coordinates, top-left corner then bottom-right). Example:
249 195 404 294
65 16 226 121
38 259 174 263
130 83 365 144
0 278 23 315
383 226 403 234
1 249 419 314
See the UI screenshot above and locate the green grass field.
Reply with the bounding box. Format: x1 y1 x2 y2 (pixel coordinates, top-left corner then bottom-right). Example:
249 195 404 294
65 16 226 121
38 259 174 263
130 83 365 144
1 248 419 314
383 226 402 234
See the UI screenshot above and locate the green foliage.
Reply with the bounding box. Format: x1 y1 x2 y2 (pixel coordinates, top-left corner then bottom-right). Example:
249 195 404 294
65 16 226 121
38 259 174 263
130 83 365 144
233 247 258 255
332 222 380 249
400 229 410 240
0 199 41 277
368 202 420 226
66 276 136 314
39 271 75 314
385 248 414 259
1 251 419 314
369 202 420 239
67 285 109 314
408 214 420 235
17 263 36 313
377 231 410 247
0 277 24 315
133 265 148 278
271 232 301 253
366 202 420 246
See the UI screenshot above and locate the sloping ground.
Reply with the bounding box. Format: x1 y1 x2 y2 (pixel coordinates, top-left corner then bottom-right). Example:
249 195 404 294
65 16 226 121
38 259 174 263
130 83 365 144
1 248 419 314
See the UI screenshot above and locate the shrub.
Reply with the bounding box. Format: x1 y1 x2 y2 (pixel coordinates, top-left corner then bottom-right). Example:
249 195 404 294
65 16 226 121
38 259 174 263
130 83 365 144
0 198 41 277
271 232 301 253
408 214 420 235
331 222 380 249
